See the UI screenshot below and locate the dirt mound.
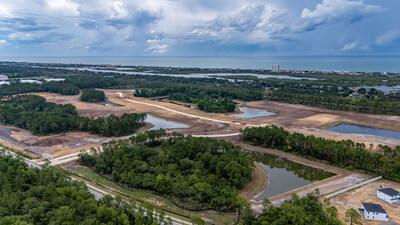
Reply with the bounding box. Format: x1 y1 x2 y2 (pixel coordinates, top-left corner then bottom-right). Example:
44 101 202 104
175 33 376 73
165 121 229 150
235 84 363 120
29 137 69 147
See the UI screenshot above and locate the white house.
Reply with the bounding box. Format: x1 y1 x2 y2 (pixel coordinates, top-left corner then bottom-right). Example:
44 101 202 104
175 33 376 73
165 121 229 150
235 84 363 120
20 79 42 84
377 188 400 204
0 75 8 80
359 202 389 222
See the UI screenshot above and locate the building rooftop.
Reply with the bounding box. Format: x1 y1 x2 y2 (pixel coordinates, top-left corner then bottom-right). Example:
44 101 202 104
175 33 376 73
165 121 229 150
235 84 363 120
379 222 399 225
379 188 400 197
362 203 387 214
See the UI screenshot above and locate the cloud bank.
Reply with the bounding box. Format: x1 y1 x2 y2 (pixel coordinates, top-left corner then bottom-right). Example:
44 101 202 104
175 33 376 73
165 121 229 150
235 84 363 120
0 0 397 55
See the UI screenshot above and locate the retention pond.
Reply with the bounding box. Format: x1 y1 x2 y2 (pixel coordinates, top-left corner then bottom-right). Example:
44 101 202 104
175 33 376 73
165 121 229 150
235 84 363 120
249 151 334 200
327 123 400 140
145 115 190 131
232 107 276 119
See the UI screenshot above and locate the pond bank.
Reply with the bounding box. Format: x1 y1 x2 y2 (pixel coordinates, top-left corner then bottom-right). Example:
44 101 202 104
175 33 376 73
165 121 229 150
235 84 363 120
239 163 269 201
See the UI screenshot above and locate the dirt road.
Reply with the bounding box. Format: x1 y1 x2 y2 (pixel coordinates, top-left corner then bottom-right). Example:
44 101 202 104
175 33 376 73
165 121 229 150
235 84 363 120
2 89 400 165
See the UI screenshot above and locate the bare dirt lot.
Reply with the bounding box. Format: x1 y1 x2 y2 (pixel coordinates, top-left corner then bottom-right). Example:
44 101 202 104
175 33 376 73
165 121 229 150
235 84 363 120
245 100 400 148
2 90 400 160
330 180 400 224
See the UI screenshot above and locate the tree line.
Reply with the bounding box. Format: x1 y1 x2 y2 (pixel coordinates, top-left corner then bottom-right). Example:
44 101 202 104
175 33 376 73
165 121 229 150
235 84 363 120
265 90 400 116
79 130 254 211
0 154 168 225
241 126 400 182
0 95 146 137
2 64 400 115
80 89 106 102
237 191 343 225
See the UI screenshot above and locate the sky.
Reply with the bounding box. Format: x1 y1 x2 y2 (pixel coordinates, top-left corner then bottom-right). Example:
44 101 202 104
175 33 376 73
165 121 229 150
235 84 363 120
0 0 399 56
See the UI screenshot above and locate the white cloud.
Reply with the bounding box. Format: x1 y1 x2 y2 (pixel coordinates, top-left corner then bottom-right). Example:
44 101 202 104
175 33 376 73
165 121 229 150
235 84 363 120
341 41 359 51
8 32 34 41
0 3 13 17
376 29 400 46
0 0 394 55
0 40 9 47
300 0 382 31
190 4 290 44
45 0 79 16
146 39 167 53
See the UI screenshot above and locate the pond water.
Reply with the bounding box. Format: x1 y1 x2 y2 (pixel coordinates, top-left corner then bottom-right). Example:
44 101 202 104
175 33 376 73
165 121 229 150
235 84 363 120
353 85 400 94
248 151 334 200
69 68 319 81
232 107 276 118
145 114 190 131
327 124 400 140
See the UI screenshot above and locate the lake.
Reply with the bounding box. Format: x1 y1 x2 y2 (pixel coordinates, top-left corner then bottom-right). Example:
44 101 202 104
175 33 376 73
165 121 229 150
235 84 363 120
249 151 334 200
232 107 276 118
145 114 190 130
2 56 400 72
327 124 400 140
69 68 319 81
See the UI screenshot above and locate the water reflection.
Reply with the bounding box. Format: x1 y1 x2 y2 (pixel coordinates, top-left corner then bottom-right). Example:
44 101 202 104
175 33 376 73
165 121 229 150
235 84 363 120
248 151 334 200
145 114 190 130
328 123 400 140
232 107 276 118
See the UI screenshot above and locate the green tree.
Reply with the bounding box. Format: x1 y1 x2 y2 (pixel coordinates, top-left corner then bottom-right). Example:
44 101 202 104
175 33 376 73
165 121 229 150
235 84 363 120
345 208 362 225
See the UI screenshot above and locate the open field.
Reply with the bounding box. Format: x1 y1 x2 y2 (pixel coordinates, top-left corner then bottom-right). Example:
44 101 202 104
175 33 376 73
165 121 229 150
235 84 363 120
329 179 400 224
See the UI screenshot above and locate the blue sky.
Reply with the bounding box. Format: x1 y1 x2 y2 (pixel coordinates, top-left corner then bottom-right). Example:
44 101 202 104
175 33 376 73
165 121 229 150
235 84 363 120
0 0 399 56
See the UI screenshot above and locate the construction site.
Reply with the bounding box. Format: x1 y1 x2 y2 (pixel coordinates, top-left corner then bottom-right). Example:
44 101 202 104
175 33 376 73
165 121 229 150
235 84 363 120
1 89 400 224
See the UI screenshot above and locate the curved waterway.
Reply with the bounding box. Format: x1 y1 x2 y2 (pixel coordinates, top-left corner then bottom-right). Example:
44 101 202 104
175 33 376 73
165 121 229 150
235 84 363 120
248 151 334 200
327 124 400 140
145 115 189 130
232 107 276 118
66 68 319 81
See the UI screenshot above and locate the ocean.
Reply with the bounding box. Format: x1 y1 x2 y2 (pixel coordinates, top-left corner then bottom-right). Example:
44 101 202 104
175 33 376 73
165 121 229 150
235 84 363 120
1 55 399 72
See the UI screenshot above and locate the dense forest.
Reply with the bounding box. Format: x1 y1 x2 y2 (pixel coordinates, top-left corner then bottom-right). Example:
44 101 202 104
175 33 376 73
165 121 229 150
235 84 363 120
80 89 106 102
239 191 343 225
0 155 166 225
79 130 254 211
134 82 262 113
0 73 262 113
264 88 400 116
242 126 400 182
0 95 146 136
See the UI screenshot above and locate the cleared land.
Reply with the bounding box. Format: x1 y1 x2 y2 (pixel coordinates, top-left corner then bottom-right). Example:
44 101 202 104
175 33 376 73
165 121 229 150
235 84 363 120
2 89 400 223
329 179 400 224
23 90 400 160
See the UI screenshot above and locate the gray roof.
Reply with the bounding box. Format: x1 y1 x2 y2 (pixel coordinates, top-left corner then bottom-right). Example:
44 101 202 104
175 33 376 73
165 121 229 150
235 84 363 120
379 188 400 197
379 222 399 225
362 203 387 214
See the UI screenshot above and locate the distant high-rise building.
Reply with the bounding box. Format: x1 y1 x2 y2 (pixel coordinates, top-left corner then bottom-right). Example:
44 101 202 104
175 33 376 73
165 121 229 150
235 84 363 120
272 64 280 72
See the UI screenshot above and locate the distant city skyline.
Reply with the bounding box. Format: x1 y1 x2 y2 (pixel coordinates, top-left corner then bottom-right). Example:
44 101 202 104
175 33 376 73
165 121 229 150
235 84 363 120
0 0 399 56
